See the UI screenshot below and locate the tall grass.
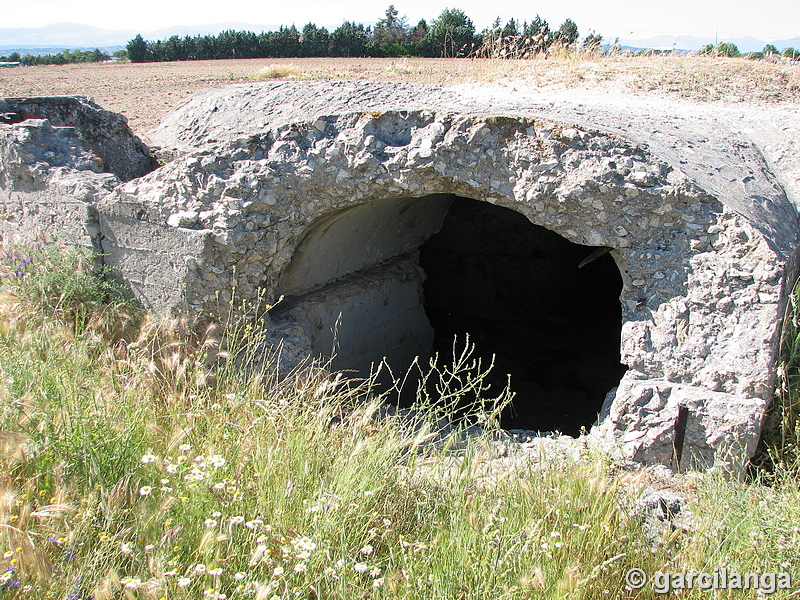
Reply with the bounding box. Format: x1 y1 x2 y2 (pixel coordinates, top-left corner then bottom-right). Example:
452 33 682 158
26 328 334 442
0 244 797 599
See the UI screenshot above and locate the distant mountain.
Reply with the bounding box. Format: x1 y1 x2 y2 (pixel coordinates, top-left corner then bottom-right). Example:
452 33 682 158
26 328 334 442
0 23 134 48
0 22 282 52
617 35 753 52
615 35 710 52
616 34 798 54
771 36 800 50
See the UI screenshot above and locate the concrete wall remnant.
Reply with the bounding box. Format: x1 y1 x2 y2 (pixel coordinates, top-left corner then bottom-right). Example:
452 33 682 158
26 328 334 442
0 95 158 249
2 81 800 474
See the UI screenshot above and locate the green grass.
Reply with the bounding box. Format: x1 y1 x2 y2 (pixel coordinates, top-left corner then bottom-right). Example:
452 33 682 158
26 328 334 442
0 244 798 599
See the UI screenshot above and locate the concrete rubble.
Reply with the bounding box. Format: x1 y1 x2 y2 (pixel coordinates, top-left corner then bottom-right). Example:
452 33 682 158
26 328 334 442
2 82 799 474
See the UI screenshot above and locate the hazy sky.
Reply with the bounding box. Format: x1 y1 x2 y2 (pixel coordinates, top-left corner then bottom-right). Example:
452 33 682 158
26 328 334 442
3 0 799 41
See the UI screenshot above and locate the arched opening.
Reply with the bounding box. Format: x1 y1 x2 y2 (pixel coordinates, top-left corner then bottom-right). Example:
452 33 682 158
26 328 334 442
271 194 625 436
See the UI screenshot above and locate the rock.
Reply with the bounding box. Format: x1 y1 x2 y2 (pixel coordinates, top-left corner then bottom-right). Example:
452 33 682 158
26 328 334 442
628 486 695 544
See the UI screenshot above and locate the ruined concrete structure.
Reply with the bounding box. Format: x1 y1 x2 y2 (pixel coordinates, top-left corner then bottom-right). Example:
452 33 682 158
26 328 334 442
2 83 799 473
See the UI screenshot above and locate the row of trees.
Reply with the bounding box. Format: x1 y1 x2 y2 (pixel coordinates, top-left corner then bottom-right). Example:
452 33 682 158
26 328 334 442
0 48 110 65
699 42 799 59
126 6 583 62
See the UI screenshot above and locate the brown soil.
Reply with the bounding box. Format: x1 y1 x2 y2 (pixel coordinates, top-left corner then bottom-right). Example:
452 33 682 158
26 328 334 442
2 56 799 137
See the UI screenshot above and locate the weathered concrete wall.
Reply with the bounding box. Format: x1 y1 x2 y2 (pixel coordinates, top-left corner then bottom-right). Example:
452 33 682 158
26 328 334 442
1 96 157 182
0 96 157 249
3 82 800 475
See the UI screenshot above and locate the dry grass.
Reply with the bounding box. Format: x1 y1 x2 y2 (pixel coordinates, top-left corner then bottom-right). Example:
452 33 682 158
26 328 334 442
1 55 798 134
262 55 800 104
0 243 799 598
254 63 302 79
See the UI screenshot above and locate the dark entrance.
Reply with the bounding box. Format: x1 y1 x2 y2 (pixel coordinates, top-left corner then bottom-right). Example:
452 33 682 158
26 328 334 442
418 197 625 436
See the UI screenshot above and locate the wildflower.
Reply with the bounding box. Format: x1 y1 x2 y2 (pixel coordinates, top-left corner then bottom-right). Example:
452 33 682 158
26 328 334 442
204 519 218 528
272 567 284 578
370 566 382 578
179 443 191 451
177 577 191 588
120 542 134 554
209 567 223 576
234 572 247 581
360 544 374 555
294 563 306 573
209 455 226 468
139 486 153 496
292 537 317 552
123 577 141 589
194 564 207 574
353 563 369 573
164 569 178 577
144 544 155 551
230 515 245 525
203 588 217 598
324 567 337 578
245 519 263 530
141 453 157 464
373 577 385 588
165 464 178 474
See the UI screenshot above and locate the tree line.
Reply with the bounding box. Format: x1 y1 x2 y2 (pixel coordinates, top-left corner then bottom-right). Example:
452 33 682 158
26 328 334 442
699 42 799 59
0 48 111 65
125 6 582 62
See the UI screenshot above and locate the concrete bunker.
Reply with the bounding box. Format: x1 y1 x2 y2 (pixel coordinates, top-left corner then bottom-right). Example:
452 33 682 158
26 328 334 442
6 82 800 474
271 193 625 436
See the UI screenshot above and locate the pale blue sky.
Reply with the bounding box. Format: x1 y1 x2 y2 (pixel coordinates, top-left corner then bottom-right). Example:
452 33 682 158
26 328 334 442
4 0 799 42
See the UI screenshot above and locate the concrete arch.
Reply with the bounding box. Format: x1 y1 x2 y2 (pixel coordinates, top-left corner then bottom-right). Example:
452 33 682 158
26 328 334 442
96 82 800 472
